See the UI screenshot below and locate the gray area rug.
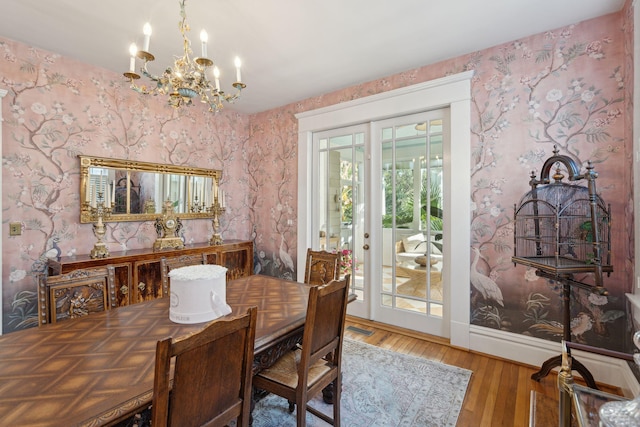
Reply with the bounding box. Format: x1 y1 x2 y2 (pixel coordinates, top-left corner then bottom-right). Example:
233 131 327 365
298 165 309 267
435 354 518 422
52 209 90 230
251 338 472 427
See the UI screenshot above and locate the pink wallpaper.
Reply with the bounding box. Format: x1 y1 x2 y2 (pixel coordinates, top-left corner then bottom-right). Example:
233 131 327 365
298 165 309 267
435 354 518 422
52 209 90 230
0 39 250 331
1 10 632 351
244 12 630 349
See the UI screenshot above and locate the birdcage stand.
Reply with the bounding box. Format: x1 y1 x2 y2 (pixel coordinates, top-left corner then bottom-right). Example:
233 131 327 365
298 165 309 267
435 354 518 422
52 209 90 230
512 147 612 390
530 271 598 389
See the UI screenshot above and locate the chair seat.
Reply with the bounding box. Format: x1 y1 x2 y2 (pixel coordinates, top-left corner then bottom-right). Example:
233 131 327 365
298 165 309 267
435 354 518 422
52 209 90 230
257 349 333 389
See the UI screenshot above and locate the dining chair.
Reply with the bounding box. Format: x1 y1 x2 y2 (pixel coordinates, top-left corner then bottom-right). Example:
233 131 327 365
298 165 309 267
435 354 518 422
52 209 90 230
159 253 206 296
151 306 257 427
37 266 117 325
253 274 351 427
303 249 341 286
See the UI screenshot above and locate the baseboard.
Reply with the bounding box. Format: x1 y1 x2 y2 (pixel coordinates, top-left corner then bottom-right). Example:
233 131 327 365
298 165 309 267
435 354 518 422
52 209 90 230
621 360 640 396
345 315 450 346
450 319 470 349
469 325 638 396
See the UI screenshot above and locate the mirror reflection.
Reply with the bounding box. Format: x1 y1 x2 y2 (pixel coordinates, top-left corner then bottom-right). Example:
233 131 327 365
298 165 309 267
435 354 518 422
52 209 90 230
80 156 221 223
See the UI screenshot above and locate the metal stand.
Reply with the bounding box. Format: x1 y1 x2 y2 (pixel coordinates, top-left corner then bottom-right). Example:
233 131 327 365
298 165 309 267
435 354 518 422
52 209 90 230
531 277 597 389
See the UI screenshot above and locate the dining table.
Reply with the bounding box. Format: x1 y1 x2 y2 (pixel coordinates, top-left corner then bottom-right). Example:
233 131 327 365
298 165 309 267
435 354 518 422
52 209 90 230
0 274 317 427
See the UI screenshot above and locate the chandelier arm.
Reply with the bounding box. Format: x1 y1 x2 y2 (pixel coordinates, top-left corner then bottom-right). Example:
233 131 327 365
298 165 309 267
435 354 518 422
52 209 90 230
141 65 162 83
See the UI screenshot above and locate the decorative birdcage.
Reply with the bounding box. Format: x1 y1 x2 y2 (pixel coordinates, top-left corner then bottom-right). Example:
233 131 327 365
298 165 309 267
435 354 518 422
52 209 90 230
512 148 612 293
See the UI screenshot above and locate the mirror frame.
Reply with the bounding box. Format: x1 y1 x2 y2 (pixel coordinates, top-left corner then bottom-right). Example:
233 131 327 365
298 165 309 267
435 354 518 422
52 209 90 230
79 155 221 223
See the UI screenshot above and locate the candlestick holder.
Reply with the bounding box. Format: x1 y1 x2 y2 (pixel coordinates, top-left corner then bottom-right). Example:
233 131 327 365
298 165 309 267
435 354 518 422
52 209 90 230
89 192 112 259
190 195 204 213
208 198 226 245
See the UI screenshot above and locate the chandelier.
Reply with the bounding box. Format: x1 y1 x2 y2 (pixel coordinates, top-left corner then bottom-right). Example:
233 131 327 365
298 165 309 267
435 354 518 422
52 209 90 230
123 0 245 112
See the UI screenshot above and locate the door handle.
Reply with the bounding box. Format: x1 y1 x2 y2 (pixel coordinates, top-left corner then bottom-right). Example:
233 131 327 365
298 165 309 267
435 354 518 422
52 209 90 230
363 244 370 250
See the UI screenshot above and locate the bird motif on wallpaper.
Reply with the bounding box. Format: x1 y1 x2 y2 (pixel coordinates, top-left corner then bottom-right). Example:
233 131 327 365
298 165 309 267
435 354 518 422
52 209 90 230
30 236 62 274
44 236 62 259
530 312 593 343
279 235 295 272
251 226 262 275
470 246 504 307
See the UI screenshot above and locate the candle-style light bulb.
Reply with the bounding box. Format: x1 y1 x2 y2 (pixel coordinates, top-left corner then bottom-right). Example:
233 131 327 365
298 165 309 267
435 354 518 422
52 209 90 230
128 43 137 72
143 23 152 51
234 57 242 82
213 66 221 91
200 29 208 58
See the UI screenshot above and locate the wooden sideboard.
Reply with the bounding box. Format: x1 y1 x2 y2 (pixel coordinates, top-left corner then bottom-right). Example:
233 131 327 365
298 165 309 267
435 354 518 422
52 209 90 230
48 240 253 306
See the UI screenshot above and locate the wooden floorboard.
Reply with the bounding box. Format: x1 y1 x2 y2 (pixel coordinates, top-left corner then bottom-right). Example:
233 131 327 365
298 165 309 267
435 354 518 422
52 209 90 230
344 316 624 426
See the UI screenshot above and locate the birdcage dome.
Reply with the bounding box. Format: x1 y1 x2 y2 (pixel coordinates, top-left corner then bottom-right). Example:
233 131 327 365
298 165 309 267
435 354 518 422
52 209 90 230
512 152 612 289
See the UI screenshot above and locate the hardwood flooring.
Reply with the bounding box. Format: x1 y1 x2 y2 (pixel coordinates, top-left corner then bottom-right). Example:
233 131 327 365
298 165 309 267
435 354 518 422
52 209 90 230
344 316 623 427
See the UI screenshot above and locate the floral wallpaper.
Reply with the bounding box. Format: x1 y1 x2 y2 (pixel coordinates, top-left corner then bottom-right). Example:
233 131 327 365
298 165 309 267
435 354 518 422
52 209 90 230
243 12 631 350
464 15 629 350
0 8 633 354
0 39 251 332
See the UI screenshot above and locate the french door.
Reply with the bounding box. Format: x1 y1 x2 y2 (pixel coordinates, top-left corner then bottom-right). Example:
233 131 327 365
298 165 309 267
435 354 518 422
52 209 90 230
313 125 367 315
311 109 449 337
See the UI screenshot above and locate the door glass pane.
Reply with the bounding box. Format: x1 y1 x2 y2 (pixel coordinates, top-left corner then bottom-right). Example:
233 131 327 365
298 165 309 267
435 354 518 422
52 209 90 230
318 147 345 252
316 131 365 301
380 118 443 318
381 140 394 304
341 144 366 300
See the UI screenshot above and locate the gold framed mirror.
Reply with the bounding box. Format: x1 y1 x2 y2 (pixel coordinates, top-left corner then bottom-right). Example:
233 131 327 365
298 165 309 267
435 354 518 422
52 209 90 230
79 155 221 223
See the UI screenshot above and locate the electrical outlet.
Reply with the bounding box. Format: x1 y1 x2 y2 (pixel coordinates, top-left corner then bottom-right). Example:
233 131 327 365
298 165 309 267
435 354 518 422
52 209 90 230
9 222 22 236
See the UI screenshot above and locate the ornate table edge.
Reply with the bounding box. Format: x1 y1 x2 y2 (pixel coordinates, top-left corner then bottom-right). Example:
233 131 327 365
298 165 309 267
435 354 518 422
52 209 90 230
77 390 152 427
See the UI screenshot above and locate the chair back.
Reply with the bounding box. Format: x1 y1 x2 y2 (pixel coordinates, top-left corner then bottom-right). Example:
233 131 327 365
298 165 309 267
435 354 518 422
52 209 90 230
152 306 257 427
160 254 206 296
298 274 350 386
304 249 341 286
37 266 117 325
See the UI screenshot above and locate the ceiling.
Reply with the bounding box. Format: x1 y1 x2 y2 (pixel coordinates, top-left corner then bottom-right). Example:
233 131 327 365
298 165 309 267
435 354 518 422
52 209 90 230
1 0 625 115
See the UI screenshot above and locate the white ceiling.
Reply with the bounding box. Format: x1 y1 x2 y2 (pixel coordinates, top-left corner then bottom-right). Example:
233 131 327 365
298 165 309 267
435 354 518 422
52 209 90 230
1 0 625 115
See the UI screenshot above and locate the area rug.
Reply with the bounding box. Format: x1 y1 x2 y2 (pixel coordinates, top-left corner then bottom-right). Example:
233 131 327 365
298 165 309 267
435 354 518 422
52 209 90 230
251 338 472 427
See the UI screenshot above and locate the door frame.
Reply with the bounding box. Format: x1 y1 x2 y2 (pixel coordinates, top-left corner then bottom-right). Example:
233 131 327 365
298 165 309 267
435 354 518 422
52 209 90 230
296 71 473 349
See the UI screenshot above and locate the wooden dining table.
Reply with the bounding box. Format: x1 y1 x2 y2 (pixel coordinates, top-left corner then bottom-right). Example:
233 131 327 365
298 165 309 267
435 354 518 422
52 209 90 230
0 274 314 427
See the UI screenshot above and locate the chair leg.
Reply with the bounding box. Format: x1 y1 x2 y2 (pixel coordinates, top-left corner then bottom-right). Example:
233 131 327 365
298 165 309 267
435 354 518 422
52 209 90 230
296 399 307 427
334 373 342 427
323 373 345 405
322 382 334 404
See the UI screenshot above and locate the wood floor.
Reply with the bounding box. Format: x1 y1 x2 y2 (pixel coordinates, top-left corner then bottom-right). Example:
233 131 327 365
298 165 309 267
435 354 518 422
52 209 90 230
344 316 623 427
